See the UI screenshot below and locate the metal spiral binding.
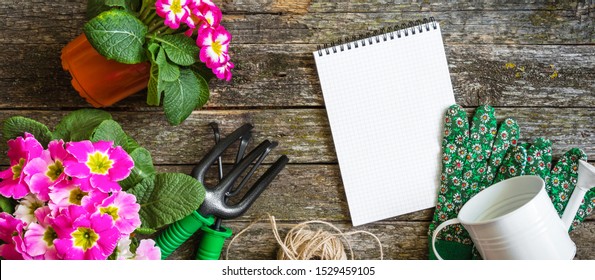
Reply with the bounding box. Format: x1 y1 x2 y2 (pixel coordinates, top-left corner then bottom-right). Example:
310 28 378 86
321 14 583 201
316 17 437 57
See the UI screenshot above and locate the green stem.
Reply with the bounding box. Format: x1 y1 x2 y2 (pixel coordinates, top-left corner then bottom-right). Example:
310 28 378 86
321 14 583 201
155 24 170 34
139 0 155 22
145 12 158 26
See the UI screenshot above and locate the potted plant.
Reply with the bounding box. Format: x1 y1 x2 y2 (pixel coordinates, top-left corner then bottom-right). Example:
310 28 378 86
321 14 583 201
61 0 234 125
0 109 206 259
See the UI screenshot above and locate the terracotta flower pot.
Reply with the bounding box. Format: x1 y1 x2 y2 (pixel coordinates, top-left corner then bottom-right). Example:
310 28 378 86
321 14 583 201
61 33 150 107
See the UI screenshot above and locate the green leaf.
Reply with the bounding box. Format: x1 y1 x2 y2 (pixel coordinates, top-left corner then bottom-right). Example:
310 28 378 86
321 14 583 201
0 196 16 214
194 72 210 109
156 48 180 82
157 34 199 66
86 0 141 19
191 63 215 82
53 109 112 142
147 43 165 106
84 9 148 64
2 116 53 147
90 119 141 153
133 227 157 235
90 119 129 149
119 147 155 191
128 173 205 229
162 68 202 125
147 60 163 106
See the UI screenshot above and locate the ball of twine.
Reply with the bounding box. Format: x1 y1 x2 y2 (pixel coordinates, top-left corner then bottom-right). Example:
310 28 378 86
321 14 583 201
226 214 383 260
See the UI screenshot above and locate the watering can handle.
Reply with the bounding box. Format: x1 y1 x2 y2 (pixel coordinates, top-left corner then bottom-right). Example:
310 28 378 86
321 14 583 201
561 160 595 229
431 218 461 260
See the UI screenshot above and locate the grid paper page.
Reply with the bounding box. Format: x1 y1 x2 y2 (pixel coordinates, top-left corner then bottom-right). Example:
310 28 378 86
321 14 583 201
313 23 455 226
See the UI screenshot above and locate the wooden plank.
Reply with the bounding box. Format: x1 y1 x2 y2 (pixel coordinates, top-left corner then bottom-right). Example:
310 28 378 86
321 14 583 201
0 1 592 46
163 220 595 260
0 108 592 164
223 11 593 45
220 0 589 13
1 44 593 108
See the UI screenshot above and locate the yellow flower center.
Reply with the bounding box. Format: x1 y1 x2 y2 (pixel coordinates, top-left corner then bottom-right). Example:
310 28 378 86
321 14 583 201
72 227 99 251
68 187 89 205
12 158 25 180
170 0 183 14
100 206 119 221
29 200 44 215
43 226 58 247
212 41 223 56
46 160 64 181
86 152 113 175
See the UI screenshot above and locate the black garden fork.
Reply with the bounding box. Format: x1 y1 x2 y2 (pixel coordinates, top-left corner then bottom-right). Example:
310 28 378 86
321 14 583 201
155 123 288 259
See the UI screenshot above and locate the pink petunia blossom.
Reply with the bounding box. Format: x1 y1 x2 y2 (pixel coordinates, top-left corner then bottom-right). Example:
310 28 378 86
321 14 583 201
0 212 27 260
52 205 120 260
156 0 191 29
63 140 133 193
134 239 161 260
23 140 70 201
97 192 141 236
198 25 231 68
213 60 234 81
23 206 59 260
0 133 43 199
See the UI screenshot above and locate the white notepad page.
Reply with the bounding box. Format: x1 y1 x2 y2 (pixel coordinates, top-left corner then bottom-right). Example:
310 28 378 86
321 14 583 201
313 22 455 226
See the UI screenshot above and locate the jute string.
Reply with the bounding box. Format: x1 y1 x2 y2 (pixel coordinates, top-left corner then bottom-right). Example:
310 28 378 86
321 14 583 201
226 214 383 260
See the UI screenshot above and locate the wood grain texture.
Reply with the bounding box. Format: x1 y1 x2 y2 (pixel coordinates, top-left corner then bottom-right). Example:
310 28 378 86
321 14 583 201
1 44 594 108
0 0 594 260
0 108 592 165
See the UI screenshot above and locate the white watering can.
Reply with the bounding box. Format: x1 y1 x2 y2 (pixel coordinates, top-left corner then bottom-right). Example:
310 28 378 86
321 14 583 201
432 160 595 260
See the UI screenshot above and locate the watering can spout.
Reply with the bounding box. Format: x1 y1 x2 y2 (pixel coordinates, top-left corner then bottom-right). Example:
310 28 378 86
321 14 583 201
561 160 595 230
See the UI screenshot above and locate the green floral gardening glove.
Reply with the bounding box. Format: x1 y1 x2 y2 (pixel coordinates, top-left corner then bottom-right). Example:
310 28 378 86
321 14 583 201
428 104 521 260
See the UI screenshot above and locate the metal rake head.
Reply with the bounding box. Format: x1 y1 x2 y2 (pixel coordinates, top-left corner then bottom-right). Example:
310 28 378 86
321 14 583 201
191 123 288 220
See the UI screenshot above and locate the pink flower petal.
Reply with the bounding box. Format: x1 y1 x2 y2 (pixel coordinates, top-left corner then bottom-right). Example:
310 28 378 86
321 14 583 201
89 174 121 193
66 140 94 162
92 140 114 154
64 161 90 178
134 239 161 260
28 173 52 201
48 139 69 161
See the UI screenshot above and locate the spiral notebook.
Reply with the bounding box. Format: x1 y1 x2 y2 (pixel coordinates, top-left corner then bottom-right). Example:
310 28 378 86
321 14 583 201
313 18 455 226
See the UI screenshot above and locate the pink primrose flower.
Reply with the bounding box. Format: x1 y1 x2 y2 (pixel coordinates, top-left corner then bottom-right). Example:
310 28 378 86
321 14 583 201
0 212 27 260
64 140 134 193
13 194 45 224
156 0 191 29
115 235 134 260
134 239 161 260
192 3 222 29
48 182 108 216
23 140 70 201
52 205 120 260
213 60 234 81
23 206 59 260
0 133 43 199
198 25 231 67
97 192 141 236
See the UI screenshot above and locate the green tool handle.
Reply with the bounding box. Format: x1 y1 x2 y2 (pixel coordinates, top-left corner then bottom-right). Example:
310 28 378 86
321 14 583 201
195 225 233 260
156 211 214 259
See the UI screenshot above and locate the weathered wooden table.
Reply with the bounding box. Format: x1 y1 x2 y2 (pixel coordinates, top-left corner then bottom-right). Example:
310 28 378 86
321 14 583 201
0 0 593 259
